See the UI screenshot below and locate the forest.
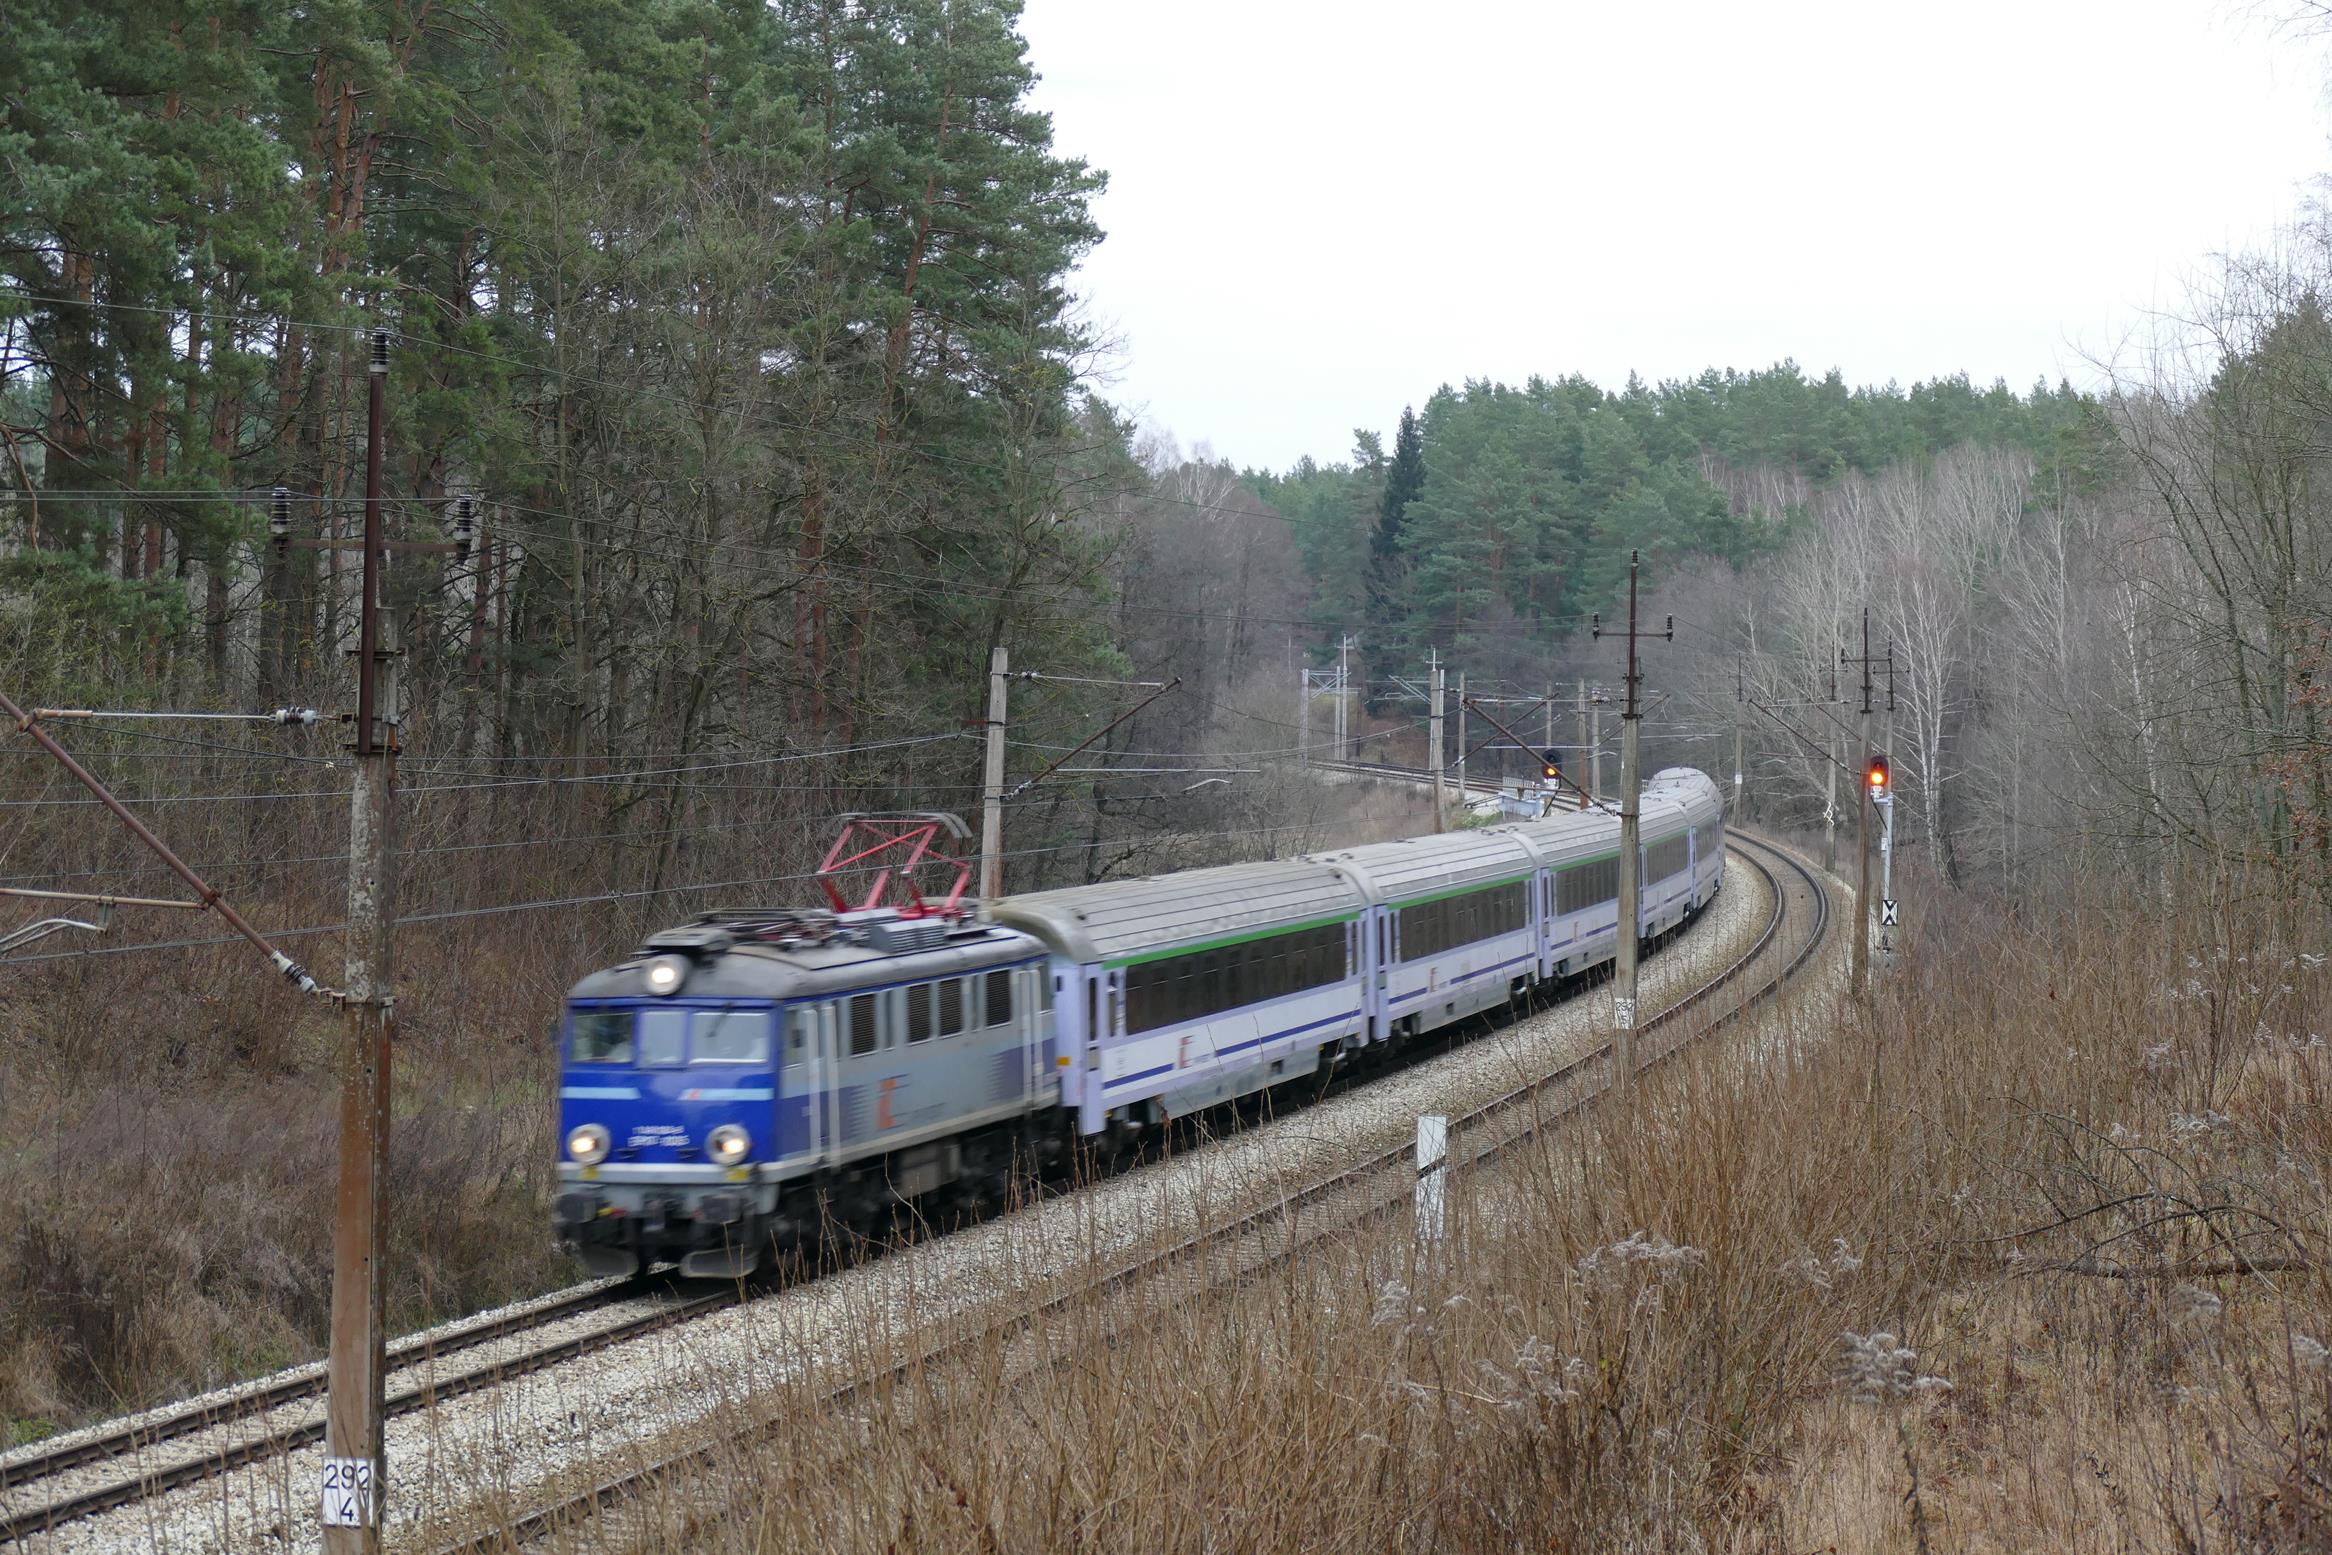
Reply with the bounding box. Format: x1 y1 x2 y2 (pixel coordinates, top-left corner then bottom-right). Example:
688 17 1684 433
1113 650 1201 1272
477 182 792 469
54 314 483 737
1259 345 2324 912
2 0 2329 1477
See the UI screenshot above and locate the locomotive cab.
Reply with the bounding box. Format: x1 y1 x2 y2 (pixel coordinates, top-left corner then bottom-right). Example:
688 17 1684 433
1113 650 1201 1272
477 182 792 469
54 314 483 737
554 908 1058 1279
555 995 785 1279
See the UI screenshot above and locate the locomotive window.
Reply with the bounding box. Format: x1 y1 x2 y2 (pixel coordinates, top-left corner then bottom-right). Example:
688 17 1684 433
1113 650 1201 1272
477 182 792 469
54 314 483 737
693 1009 770 1064
635 1008 687 1068
848 994 878 1057
785 1008 816 1063
907 983 934 1043
987 970 1014 1028
938 979 965 1037
571 1010 635 1064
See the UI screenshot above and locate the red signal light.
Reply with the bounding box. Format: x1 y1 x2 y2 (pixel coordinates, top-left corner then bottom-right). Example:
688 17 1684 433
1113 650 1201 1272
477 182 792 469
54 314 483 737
1867 756 1890 793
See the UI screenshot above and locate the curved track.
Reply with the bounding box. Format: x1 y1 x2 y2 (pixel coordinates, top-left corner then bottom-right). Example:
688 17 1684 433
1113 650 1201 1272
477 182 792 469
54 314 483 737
426 832 1832 1555
5 828 1829 1552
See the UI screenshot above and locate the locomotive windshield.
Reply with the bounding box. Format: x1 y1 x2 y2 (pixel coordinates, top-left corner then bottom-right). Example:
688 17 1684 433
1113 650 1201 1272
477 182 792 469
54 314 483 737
571 1010 634 1063
691 1009 771 1064
566 1005 773 1066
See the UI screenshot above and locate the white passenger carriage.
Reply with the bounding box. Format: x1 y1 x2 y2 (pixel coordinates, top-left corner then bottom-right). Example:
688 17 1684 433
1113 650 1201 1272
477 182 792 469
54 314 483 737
992 859 1371 1135
1317 829 1544 1044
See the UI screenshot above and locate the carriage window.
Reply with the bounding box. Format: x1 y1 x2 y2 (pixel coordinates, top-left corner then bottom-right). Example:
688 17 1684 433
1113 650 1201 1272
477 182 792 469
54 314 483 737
988 969 1014 1028
848 994 878 1056
636 1008 687 1067
938 979 966 1036
907 983 934 1043
570 1010 635 1064
693 1009 770 1064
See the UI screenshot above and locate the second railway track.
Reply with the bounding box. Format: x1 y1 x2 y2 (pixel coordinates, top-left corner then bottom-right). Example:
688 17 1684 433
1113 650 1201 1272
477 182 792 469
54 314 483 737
6 830 1831 1554
420 832 1832 1555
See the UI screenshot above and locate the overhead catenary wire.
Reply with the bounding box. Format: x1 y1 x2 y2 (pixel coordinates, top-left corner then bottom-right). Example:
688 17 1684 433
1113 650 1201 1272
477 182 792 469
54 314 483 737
0 818 1359 967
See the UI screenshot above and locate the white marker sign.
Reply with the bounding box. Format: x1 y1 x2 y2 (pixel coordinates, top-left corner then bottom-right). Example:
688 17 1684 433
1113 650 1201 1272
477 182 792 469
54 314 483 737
322 1457 375 1528
1880 899 1899 928
1415 1114 1448 1254
1613 996 1636 1030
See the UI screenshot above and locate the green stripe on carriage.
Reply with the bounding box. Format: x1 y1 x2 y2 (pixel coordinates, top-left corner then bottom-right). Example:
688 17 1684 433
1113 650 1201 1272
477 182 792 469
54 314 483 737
1104 911 1359 969
1390 870 1534 908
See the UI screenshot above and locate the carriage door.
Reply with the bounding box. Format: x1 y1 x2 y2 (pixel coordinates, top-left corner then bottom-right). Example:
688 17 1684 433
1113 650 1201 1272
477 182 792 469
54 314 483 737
1016 964 1041 1107
812 1002 841 1169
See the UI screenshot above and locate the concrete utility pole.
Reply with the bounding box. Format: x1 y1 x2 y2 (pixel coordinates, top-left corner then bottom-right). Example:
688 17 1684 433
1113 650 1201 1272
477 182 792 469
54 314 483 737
1429 653 1446 826
1574 679 1590 806
324 327 397 1552
979 645 1008 905
1732 669 1747 824
1822 658 1840 873
1592 550 1673 1096
1454 671 1467 802
1297 656 1310 767
1842 609 1879 999
1336 633 1353 762
1884 642 1897 766
1589 692 1604 804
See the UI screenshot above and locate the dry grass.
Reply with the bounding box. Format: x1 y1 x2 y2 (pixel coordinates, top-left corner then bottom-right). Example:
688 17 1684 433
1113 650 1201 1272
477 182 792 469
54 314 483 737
520 875 2332 1554
0 761 1439 1448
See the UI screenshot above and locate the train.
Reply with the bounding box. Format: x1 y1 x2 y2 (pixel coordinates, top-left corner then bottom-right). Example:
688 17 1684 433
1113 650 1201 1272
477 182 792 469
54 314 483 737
552 768 1726 1277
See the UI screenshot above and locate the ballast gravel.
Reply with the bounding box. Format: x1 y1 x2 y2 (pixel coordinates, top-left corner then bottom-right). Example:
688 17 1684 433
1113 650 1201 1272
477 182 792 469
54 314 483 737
22 861 1771 1555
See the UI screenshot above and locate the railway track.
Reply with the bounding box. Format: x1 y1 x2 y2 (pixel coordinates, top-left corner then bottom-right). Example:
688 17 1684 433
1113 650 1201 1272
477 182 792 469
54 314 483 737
425 831 1831 1554
0 1278 733 1545
6 822 1827 1553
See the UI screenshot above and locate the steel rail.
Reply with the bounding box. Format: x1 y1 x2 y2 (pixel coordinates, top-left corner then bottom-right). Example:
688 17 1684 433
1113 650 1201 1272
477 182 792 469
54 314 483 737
15 809 1824 1549
0 1281 727 1543
427 833 1830 1554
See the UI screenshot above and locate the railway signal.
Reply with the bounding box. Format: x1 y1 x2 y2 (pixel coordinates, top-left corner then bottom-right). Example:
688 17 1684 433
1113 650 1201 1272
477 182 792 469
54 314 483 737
1841 609 1886 999
1541 749 1561 782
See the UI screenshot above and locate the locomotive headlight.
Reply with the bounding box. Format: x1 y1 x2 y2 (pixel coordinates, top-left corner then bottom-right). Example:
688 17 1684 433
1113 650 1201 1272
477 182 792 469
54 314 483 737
706 1124 751 1166
643 954 688 996
567 1123 611 1165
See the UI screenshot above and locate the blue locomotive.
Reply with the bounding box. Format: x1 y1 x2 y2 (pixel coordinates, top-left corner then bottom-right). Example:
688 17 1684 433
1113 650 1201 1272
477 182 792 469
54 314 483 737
553 769 1724 1277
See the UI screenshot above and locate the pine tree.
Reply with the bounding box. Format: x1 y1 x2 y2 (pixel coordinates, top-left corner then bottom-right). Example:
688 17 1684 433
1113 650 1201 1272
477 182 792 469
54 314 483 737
1366 405 1422 645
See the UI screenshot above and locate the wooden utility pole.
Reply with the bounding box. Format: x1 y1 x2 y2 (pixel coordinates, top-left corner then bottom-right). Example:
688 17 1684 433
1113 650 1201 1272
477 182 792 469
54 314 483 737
324 327 396 1551
979 645 1008 905
1592 550 1672 1095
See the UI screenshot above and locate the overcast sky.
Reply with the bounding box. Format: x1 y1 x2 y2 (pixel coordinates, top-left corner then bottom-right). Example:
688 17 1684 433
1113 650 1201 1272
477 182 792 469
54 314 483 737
1018 0 2332 472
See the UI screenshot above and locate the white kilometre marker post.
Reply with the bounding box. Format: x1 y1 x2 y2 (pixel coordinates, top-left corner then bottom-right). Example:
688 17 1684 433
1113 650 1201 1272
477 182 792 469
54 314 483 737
1415 1114 1449 1261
